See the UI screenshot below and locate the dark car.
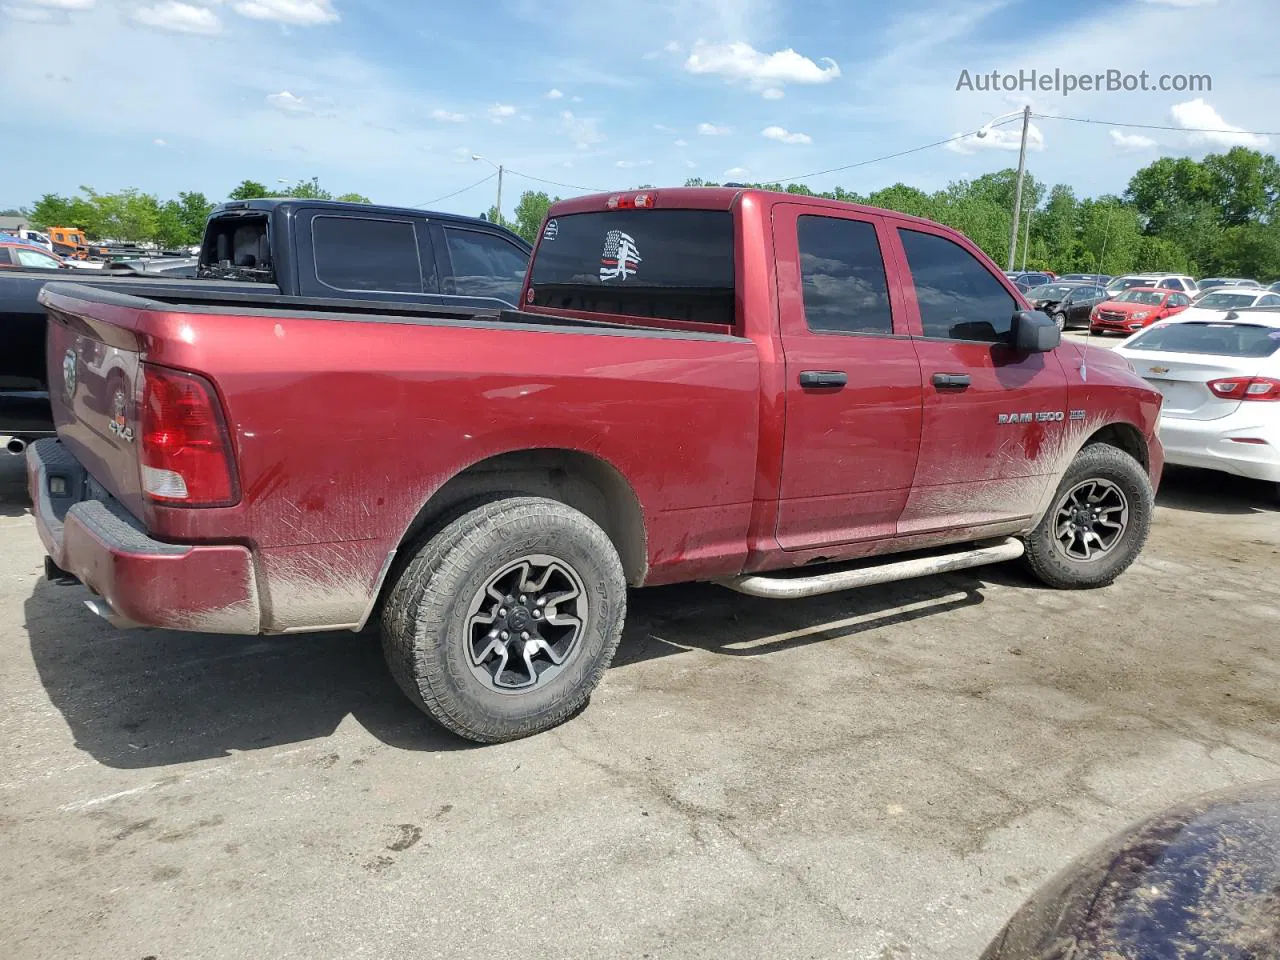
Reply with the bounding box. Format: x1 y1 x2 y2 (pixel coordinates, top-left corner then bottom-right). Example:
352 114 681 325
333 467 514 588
1058 273 1112 284
1024 281 1108 330
1197 277 1259 289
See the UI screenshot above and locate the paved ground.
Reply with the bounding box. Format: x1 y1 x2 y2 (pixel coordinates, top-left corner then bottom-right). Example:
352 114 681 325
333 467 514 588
1 451 1278 960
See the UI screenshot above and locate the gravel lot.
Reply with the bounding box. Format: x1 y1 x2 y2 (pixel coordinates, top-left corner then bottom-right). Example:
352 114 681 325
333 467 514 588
1 449 1278 960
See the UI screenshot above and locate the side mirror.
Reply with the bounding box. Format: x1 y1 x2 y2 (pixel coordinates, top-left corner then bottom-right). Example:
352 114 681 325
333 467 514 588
1011 310 1061 353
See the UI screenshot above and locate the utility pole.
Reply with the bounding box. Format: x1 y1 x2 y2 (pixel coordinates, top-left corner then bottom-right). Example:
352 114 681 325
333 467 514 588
495 165 504 228
1006 104 1031 271
1021 204 1033 272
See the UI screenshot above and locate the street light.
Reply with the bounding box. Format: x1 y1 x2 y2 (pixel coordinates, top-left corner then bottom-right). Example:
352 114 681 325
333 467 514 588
976 106 1033 271
472 155 504 225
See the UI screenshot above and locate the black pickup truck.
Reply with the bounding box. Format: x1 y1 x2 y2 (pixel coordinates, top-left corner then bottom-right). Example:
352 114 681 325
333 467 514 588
1 199 532 450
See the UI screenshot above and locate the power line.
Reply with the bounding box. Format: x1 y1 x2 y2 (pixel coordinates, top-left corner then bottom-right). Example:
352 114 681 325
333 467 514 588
415 172 496 208
1033 112 1280 137
771 127 1003 185
506 168 607 194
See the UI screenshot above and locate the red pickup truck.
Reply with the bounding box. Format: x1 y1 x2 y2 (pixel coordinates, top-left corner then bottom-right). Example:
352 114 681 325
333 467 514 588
27 188 1163 743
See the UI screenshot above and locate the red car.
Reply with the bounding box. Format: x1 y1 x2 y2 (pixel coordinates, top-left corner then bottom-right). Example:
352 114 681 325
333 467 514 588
27 187 1164 742
1090 287 1192 335
0 240 69 272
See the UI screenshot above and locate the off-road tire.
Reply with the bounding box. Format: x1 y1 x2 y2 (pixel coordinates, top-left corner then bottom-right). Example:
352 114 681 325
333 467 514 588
1023 443 1153 589
381 497 626 743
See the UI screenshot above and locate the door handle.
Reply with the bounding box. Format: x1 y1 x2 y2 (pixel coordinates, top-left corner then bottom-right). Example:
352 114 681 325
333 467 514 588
798 370 848 389
932 373 972 389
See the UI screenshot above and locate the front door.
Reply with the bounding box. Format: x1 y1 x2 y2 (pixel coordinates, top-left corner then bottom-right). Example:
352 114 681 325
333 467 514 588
773 205 924 551
890 224 1069 534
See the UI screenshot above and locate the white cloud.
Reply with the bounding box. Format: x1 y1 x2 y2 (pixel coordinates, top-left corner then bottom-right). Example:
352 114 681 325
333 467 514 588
487 103 516 123
945 120 1044 154
1109 130 1157 151
2 5 56 20
762 125 811 145
265 90 311 114
698 121 730 136
559 110 605 149
131 1 220 34
663 40 681 53
684 41 840 96
615 159 654 168
685 159 696 169
653 123 676 133
724 166 748 178
231 0 338 25
673 138 688 147
153 137 168 146
431 108 466 122
546 88 563 99
1170 98 1268 148
451 147 472 163
761 88 783 100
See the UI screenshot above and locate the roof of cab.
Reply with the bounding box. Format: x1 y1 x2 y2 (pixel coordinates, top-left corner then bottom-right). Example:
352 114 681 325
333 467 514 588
208 198 530 249
545 186 962 233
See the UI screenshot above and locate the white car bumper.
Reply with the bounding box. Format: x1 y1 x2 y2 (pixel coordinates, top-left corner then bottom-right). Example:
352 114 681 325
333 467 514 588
1159 411 1280 482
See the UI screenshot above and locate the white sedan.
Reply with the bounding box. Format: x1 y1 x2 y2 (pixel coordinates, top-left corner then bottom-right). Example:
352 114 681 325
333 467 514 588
1183 288 1280 316
1117 310 1280 492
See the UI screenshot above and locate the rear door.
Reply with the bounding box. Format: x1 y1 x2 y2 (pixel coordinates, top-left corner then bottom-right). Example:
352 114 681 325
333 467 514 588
890 223 1068 533
294 210 440 303
772 204 923 550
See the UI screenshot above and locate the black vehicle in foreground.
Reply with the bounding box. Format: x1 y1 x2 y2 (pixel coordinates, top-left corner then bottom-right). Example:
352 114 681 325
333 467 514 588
1 199 532 449
1023 280 1109 330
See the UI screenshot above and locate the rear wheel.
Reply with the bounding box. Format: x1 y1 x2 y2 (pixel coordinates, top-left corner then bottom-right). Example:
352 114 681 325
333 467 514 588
1023 444 1153 589
381 497 627 743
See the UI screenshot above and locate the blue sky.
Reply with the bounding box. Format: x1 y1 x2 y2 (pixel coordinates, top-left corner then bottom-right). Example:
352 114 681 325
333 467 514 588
2 0 1278 218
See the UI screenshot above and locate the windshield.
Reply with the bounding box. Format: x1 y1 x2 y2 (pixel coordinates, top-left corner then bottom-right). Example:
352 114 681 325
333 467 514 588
1115 290 1163 305
1109 277 1154 293
1126 322 1280 357
1026 284 1075 299
1195 292 1258 309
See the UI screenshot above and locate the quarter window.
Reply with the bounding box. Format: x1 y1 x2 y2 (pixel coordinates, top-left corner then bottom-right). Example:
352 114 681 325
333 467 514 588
796 216 893 335
899 229 1016 342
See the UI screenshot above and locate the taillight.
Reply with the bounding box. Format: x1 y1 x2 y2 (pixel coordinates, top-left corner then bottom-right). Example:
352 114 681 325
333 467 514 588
139 364 239 506
1207 376 1280 401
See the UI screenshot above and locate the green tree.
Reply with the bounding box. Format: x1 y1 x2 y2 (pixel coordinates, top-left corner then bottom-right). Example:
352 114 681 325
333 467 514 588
228 180 271 200
176 191 215 244
154 200 189 249
511 190 558 243
334 192 373 203
1201 148 1280 227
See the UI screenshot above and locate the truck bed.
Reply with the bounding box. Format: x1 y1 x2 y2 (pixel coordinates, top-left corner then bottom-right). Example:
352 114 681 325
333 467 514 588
39 281 762 633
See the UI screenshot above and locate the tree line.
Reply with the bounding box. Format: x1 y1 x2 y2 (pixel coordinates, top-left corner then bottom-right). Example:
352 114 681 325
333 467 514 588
18 179 371 249
492 147 1280 282
13 148 1278 279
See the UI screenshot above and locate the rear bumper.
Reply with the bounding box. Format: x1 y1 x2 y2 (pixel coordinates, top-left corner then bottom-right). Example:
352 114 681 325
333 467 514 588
1158 415 1280 483
26 439 261 633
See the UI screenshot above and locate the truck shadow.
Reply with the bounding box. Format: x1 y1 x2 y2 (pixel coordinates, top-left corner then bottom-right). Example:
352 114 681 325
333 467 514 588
24 572 986 770
0 452 30 518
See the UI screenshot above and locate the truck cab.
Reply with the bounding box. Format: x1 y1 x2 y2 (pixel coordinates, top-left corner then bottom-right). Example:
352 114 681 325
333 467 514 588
198 198 532 311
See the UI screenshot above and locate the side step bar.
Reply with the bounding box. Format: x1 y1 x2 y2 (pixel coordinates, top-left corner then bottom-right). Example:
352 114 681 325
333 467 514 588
716 538 1025 600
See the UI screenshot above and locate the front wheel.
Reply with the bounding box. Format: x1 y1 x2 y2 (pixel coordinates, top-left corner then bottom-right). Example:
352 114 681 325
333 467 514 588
381 497 627 743
1022 444 1153 589
1052 312 1067 331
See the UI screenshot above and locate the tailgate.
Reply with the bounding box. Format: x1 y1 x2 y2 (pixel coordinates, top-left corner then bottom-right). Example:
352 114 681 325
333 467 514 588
1126 350 1248 420
44 299 149 519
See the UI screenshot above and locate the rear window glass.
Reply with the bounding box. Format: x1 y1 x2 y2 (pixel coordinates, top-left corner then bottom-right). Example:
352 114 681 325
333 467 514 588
313 216 422 293
528 210 735 325
1125 322 1280 357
